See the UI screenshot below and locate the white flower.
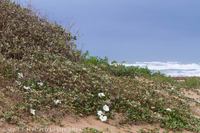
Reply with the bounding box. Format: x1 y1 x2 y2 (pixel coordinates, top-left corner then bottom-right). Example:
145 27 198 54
103 105 110 112
171 87 175 90
23 86 31 90
98 93 105 98
97 110 104 116
166 108 172 112
30 108 36 115
18 73 23 79
37 82 44 86
54 99 61 105
16 81 21 86
99 115 107 122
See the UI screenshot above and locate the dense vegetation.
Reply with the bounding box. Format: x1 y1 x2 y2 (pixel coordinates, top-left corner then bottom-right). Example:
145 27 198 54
0 0 200 132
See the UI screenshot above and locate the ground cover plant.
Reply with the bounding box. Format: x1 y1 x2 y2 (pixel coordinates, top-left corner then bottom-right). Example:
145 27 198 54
0 0 200 132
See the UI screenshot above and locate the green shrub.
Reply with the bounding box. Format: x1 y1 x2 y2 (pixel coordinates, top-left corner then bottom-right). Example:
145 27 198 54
183 77 200 89
83 52 152 78
160 109 188 129
151 72 175 84
109 65 151 77
82 128 102 133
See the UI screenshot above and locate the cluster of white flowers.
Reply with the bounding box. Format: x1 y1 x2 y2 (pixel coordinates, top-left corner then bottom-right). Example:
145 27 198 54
97 109 108 122
97 105 110 122
30 108 36 115
98 92 105 98
16 73 45 117
54 99 62 105
97 92 110 122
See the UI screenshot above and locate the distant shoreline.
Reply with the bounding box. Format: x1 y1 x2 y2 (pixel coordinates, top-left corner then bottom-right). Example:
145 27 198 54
125 62 200 77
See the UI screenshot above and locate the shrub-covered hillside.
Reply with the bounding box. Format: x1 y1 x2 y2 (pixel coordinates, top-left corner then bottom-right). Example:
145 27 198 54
0 1 200 132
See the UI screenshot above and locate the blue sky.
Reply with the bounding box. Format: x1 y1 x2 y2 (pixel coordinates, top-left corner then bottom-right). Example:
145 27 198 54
18 0 200 63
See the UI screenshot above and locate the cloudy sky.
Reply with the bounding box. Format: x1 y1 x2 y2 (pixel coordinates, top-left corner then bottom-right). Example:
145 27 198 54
18 0 200 63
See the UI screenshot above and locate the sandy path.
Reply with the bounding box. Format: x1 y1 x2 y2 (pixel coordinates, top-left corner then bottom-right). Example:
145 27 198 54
48 116 165 133
182 89 200 118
